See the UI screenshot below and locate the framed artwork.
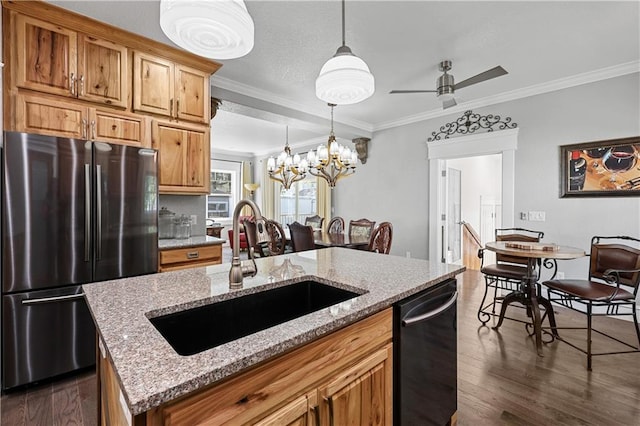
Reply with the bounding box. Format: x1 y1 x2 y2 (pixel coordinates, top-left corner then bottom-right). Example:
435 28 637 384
559 136 640 198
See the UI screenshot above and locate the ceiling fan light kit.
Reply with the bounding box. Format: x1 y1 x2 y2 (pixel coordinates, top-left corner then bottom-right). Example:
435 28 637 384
159 0 255 60
315 0 375 105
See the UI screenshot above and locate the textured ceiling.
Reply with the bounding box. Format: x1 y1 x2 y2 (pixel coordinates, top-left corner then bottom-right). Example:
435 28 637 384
49 1 640 154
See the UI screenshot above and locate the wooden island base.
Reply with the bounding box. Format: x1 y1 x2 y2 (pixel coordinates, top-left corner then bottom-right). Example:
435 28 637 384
99 309 393 425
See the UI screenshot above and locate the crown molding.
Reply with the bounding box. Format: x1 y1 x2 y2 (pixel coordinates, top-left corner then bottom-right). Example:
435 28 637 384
374 60 640 132
212 75 374 132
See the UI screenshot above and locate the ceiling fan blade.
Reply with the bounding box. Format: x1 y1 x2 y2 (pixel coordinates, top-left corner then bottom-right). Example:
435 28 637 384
442 97 457 109
389 90 437 94
454 66 508 90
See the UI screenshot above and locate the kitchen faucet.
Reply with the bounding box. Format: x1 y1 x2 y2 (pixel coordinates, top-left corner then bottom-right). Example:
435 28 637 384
229 199 270 288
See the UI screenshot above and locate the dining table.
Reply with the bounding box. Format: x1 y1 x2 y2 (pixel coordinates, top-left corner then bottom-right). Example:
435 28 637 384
485 241 586 356
283 229 370 249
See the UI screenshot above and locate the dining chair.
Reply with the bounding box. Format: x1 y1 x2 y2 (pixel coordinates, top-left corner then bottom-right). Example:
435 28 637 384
349 218 376 239
543 236 640 370
265 219 287 256
288 221 316 252
367 222 393 254
242 218 268 258
477 228 546 325
305 215 324 230
327 216 345 234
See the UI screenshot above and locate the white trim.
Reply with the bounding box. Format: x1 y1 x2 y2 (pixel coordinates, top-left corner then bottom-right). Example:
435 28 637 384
427 129 519 262
212 75 374 132
376 61 639 131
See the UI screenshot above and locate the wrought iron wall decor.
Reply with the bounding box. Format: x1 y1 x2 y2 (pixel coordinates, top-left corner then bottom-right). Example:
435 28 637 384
427 110 517 142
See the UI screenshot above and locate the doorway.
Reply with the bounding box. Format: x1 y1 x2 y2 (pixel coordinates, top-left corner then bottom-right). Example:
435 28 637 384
427 129 519 263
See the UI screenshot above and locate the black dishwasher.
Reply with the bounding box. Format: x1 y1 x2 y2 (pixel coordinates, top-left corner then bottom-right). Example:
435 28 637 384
394 278 458 425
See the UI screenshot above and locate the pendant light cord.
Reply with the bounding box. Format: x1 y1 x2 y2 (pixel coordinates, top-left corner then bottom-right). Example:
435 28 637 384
341 0 346 47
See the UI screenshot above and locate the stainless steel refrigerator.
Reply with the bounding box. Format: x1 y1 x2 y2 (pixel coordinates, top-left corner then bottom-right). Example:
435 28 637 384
1 131 158 389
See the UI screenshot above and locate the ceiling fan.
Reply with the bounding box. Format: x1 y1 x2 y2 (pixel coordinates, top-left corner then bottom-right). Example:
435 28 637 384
389 60 508 109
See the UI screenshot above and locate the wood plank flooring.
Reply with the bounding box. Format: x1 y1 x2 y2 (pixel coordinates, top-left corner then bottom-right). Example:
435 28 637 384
1 269 639 425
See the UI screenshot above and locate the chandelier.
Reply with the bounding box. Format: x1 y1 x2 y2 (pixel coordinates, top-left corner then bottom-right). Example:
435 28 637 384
306 104 357 188
315 0 375 105
267 126 308 190
159 0 254 60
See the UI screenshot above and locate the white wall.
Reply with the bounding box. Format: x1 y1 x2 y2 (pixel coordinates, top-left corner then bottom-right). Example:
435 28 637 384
334 73 640 278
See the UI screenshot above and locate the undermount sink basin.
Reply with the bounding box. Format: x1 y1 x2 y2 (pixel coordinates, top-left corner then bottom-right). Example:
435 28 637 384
149 280 362 356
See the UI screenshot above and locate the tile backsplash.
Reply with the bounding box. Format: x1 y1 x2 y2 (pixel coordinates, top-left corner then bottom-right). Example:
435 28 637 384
158 195 206 236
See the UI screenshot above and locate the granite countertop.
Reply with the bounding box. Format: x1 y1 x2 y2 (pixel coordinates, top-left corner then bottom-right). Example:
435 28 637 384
158 235 225 249
82 248 464 416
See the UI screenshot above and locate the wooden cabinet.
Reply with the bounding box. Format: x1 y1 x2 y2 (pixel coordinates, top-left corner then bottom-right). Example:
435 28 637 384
15 14 128 108
123 309 393 426
152 120 210 194
133 52 210 124
159 244 222 272
15 92 149 147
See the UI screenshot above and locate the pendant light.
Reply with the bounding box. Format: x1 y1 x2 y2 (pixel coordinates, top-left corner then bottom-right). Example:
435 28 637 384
315 0 375 105
159 0 254 60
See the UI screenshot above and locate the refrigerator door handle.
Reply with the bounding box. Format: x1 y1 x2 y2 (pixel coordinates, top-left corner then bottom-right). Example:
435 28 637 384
85 164 91 262
21 293 85 305
401 291 458 327
96 164 103 260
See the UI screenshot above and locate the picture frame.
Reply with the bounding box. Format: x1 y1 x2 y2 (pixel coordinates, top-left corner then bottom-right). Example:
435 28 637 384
559 136 640 198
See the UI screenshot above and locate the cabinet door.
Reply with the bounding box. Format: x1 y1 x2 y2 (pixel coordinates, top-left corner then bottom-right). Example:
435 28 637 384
78 35 128 108
254 391 318 426
15 93 87 139
319 345 392 426
89 109 149 147
133 52 174 117
15 14 77 97
175 64 210 124
152 120 210 193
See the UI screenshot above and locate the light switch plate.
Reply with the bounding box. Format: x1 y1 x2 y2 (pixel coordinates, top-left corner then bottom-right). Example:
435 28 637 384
190 215 197 225
528 211 546 221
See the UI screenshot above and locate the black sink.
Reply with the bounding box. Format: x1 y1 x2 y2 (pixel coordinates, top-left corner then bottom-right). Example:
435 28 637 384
149 280 361 356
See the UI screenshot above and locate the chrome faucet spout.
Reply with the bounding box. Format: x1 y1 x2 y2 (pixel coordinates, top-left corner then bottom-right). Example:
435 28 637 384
229 199 269 289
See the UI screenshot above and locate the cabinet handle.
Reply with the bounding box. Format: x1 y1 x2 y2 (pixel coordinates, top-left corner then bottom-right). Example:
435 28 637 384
91 120 96 140
324 396 334 426
311 405 320 426
81 118 88 139
69 73 76 95
169 99 173 117
186 251 199 259
176 99 180 116
79 74 85 96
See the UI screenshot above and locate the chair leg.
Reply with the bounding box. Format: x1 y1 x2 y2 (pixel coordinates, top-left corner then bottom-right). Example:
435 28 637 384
587 304 593 371
633 302 640 349
477 277 492 324
491 280 499 314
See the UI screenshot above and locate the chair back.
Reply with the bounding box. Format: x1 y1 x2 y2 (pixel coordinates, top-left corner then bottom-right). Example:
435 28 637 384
242 218 267 257
288 221 316 252
349 218 376 238
368 222 393 254
495 228 544 266
265 219 286 256
589 236 640 290
327 216 345 234
305 215 324 230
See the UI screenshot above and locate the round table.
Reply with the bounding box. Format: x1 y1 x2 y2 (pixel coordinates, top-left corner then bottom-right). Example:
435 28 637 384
485 241 585 356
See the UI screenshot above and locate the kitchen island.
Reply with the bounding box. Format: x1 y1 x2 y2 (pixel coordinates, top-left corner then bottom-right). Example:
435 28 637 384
83 248 464 425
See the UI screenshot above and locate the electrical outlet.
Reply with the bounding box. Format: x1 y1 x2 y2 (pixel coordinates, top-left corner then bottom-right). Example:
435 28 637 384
556 272 565 279
190 215 197 225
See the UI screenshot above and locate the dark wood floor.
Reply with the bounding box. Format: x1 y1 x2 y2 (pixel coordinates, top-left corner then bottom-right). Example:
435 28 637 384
2 269 639 425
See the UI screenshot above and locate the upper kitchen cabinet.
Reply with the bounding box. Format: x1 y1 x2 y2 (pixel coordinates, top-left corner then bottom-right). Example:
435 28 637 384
133 52 210 124
14 14 128 108
152 120 210 194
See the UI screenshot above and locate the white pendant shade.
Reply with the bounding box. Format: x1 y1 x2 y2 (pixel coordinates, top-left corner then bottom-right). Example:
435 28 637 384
160 0 254 60
316 51 375 105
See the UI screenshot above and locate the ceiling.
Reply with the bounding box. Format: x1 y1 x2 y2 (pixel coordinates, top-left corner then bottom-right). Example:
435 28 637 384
49 1 640 155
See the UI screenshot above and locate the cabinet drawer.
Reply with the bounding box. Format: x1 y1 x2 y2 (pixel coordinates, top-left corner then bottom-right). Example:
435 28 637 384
159 244 222 271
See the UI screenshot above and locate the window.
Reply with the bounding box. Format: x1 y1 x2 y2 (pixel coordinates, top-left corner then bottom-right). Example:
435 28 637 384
207 161 241 220
278 177 317 225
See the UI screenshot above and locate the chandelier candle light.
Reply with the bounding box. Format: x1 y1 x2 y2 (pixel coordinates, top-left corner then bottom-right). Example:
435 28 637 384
267 126 309 190
306 104 357 188
315 0 375 105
